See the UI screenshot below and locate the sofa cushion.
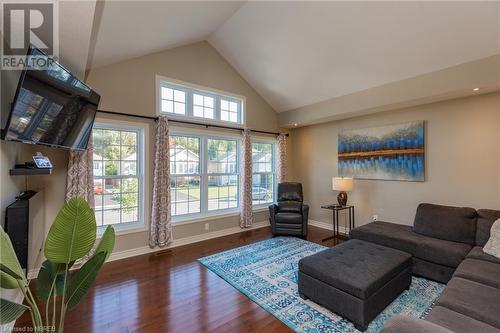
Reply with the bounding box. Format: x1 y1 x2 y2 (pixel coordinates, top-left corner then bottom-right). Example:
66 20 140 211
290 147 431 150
275 212 303 224
453 258 500 289
436 277 500 329
277 201 302 213
412 257 455 283
466 246 500 265
350 221 471 268
298 239 411 299
350 221 416 254
381 315 454 333
426 306 500 333
476 209 500 246
412 232 472 268
413 203 477 245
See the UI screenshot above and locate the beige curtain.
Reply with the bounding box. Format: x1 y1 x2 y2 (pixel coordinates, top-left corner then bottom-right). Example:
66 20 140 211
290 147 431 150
65 137 94 208
149 116 172 248
239 129 253 228
277 134 287 183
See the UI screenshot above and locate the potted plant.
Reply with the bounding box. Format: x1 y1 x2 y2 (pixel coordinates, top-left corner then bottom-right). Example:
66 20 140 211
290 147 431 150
0 197 115 332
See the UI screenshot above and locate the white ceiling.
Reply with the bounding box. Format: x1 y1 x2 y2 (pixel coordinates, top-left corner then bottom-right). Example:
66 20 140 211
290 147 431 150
89 1 500 113
59 0 97 77
90 0 245 68
210 1 500 112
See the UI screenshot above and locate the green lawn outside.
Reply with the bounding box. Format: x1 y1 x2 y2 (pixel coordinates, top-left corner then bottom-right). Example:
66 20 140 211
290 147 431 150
175 185 238 199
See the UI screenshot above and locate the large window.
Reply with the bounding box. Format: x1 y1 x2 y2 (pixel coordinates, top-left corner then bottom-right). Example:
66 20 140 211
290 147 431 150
207 138 238 211
169 135 201 216
252 142 275 206
170 132 239 220
92 125 144 229
158 78 244 125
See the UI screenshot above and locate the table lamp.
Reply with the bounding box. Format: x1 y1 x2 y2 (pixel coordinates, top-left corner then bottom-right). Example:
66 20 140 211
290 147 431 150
332 177 353 206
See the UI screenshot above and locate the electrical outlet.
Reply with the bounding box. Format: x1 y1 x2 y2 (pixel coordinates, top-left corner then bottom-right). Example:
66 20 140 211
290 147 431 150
204 223 210 231
373 215 378 221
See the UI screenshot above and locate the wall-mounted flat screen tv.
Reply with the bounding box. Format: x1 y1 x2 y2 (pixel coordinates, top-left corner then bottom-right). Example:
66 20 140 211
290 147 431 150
1 47 100 150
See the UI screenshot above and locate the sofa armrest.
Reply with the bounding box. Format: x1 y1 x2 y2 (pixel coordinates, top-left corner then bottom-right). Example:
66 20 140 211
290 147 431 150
381 315 454 333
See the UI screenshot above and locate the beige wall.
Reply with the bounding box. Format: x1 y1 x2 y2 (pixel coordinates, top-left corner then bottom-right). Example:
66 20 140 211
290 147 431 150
0 141 26 226
85 41 280 252
289 92 500 227
1 41 280 256
86 41 279 131
279 55 500 127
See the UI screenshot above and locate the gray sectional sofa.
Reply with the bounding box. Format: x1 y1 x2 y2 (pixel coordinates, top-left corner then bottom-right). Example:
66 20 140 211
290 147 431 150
349 203 500 333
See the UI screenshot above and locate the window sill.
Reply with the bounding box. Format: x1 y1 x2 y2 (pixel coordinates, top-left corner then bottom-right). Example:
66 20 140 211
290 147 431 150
94 206 273 237
97 224 147 238
172 206 271 226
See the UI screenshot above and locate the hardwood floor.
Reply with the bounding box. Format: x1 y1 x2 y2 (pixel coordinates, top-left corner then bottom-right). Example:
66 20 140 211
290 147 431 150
16 226 337 333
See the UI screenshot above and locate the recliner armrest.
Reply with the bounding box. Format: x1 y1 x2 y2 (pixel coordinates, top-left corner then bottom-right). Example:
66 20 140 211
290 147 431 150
269 204 278 221
302 204 309 216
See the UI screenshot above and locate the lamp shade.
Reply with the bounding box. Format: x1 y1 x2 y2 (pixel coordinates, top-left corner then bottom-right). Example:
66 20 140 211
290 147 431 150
332 177 353 192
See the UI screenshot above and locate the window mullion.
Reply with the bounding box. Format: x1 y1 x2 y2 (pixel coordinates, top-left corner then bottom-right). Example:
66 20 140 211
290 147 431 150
187 89 193 117
215 95 221 122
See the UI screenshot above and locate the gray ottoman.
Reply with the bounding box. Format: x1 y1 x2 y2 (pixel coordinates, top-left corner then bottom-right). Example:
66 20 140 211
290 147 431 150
298 239 412 331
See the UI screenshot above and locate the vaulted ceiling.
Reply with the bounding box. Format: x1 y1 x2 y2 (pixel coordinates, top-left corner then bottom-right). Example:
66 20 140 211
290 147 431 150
87 1 500 121
90 1 245 68
210 1 500 112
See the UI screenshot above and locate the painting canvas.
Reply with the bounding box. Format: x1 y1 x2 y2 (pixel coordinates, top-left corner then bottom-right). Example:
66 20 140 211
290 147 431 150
338 121 425 181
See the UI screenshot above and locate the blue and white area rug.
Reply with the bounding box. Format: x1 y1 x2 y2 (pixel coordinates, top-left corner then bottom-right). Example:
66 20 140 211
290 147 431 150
198 237 445 333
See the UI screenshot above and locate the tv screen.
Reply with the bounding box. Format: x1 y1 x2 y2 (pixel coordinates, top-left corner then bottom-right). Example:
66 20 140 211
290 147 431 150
2 47 100 150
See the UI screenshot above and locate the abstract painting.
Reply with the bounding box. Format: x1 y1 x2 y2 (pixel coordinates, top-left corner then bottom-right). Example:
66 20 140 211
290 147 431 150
338 121 425 181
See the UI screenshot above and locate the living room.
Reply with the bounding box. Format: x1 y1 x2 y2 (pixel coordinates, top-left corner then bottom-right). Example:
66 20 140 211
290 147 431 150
0 1 499 332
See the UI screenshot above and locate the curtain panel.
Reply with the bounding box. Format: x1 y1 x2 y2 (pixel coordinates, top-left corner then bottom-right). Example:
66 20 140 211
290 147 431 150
65 137 94 207
239 129 253 228
277 134 287 183
149 116 172 248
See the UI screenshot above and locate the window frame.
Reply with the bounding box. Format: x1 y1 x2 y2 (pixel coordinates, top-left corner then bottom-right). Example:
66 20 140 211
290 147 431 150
92 121 146 233
169 133 203 217
206 136 240 213
251 138 278 208
156 75 246 127
170 128 241 223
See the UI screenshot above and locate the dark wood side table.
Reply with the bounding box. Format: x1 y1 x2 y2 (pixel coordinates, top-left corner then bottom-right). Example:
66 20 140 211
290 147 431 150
320 204 355 244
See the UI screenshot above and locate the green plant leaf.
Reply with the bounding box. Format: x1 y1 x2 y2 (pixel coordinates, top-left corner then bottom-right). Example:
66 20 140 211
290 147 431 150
44 197 97 264
36 261 65 301
0 227 25 289
0 298 28 324
0 264 23 280
94 226 115 261
65 252 106 310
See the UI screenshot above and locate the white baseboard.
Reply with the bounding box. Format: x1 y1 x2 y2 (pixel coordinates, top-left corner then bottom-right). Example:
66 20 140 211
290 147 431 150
27 220 270 279
309 219 348 235
29 219 349 278
107 220 271 262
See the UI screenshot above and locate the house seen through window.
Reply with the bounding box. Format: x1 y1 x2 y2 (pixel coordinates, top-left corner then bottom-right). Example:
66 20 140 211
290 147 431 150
252 142 275 205
92 125 144 229
170 134 240 219
169 132 276 220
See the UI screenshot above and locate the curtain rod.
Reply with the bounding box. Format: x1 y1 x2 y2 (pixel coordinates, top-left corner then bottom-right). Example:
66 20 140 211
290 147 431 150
97 110 289 137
